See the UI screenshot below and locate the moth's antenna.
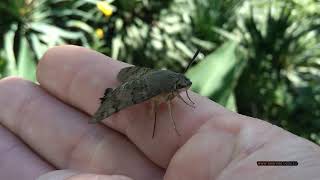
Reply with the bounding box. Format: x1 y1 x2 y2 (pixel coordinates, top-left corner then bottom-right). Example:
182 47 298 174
184 49 200 73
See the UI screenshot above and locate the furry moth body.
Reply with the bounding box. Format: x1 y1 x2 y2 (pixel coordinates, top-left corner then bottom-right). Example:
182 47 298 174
91 50 199 138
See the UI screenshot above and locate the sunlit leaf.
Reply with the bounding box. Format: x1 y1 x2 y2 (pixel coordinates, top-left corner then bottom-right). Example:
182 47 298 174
17 37 36 82
30 33 48 60
186 41 245 111
4 24 18 76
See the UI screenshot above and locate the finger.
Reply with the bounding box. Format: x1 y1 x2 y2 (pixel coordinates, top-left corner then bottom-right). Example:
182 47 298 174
164 118 320 180
37 170 133 180
0 77 163 180
37 45 247 167
0 124 53 179
37 170 78 180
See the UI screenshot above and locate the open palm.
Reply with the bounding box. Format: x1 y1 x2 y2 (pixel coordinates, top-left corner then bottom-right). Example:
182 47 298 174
0 45 319 180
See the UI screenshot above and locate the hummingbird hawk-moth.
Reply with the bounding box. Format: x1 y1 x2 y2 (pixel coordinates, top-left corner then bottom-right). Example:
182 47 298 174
91 50 200 138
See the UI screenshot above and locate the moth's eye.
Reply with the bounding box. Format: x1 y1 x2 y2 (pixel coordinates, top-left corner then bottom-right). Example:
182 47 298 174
176 82 184 89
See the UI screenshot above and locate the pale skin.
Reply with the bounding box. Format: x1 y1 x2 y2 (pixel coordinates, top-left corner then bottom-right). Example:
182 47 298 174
0 45 319 180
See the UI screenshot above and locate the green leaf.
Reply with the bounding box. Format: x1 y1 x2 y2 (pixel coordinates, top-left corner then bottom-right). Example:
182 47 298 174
186 41 246 111
17 37 36 82
212 27 240 42
30 33 48 59
4 24 18 76
66 20 94 33
29 22 83 40
0 51 6 78
112 35 123 59
226 92 238 112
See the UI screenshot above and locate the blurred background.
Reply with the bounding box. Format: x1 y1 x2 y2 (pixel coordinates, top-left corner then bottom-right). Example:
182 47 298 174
0 0 319 144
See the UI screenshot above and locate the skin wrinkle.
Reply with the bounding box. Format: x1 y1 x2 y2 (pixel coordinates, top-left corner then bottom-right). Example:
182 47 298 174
0 139 21 164
65 124 98 168
89 135 119 175
87 134 111 173
192 112 217 138
209 132 236 180
222 142 237 180
15 95 44 144
90 127 132 176
214 124 274 180
191 112 243 180
196 102 240 135
231 123 277 161
66 65 84 107
196 121 237 180
11 83 38 135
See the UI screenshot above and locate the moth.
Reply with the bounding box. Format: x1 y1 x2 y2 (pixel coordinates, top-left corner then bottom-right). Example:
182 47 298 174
91 50 200 138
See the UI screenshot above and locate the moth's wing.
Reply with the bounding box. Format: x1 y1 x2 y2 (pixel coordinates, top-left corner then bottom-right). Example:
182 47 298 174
117 66 157 83
91 77 156 123
99 88 113 104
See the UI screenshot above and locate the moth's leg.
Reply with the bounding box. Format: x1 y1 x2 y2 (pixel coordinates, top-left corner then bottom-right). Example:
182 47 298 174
176 92 195 108
186 90 195 104
167 101 180 136
151 100 158 138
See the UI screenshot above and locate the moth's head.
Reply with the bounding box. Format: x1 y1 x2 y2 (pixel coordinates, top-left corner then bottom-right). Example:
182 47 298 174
174 74 192 91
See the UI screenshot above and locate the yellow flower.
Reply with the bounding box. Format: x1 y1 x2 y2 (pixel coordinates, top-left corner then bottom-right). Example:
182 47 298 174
95 28 104 39
96 1 113 17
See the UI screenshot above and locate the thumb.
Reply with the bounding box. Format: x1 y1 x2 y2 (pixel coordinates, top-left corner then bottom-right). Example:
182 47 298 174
37 170 133 180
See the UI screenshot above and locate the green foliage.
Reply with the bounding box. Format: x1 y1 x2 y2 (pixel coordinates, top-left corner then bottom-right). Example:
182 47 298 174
186 41 245 111
104 0 197 71
0 0 100 80
17 37 36 81
101 0 243 72
235 1 320 141
192 0 243 43
0 54 6 79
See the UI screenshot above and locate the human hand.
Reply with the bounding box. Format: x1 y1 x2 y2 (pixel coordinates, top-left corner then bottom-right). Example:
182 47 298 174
0 45 319 180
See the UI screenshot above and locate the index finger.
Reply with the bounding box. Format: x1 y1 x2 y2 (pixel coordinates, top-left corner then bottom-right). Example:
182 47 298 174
37 45 245 167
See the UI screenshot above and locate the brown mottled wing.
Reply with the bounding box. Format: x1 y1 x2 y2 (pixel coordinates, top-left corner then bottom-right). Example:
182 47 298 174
91 77 156 123
117 66 157 83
